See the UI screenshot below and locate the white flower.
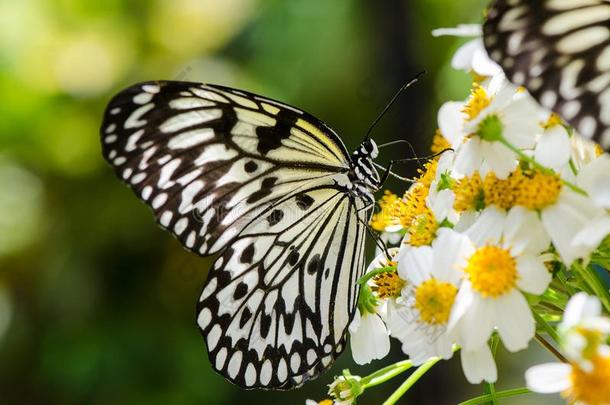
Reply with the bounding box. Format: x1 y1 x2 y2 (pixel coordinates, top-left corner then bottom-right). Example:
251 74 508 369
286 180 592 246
453 83 541 179
460 345 498 384
390 228 471 364
526 294 610 404
534 117 572 172
559 293 610 365
348 251 396 365
572 155 610 252
449 206 552 353
432 24 502 78
349 308 390 365
540 183 605 265
327 374 363 405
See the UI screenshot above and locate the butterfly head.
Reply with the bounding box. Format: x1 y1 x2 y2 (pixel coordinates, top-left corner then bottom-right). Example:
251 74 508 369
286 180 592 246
350 138 381 192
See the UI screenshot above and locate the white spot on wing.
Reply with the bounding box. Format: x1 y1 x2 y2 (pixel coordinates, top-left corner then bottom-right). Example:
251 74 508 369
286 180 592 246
125 129 144 152
105 123 116 134
158 158 181 188
141 185 153 200
133 92 153 104
168 128 214 149
152 193 168 209
131 172 147 184
174 217 188 235
277 358 288 382
160 210 173 227
556 26 610 54
197 307 212 329
169 97 215 109
227 351 243 379
290 352 301 373
244 363 257 386
160 109 222 133
125 103 154 129
207 324 222 351
215 347 228 370
142 84 161 93
260 360 272 385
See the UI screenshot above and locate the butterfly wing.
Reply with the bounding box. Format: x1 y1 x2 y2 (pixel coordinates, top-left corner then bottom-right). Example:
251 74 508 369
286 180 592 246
101 81 352 256
483 0 610 148
198 188 368 389
100 81 369 389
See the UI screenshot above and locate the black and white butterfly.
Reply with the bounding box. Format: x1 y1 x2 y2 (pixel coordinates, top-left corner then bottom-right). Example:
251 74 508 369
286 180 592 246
100 81 390 389
483 0 610 149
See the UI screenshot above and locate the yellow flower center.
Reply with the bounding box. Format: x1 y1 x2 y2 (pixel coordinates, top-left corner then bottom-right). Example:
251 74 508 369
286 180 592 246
370 190 401 232
318 400 333 405
513 169 562 210
406 208 438 247
595 144 604 157
453 172 484 212
396 160 439 246
565 355 610 405
541 113 563 130
455 169 563 212
575 326 606 360
414 278 458 325
463 84 491 121
372 271 405 299
431 129 451 154
483 172 516 210
464 246 518 298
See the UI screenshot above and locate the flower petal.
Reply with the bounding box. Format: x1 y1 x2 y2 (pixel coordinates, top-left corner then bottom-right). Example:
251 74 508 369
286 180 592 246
572 215 610 251
455 292 495 350
535 127 571 170
541 189 605 264
350 313 390 365
504 206 550 256
525 363 572 393
561 292 602 330
429 188 455 223
438 101 467 146
460 345 497 384
496 291 535 352
454 138 484 177
577 155 610 209
480 141 518 179
432 227 474 284
397 245 433 285
464 206 505 247
516 255 552 295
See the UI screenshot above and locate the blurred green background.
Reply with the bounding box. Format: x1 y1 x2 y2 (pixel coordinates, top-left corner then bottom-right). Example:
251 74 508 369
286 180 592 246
0 0 560 404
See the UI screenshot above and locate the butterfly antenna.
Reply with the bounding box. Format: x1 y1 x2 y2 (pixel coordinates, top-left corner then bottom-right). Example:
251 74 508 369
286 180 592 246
363 71 426 141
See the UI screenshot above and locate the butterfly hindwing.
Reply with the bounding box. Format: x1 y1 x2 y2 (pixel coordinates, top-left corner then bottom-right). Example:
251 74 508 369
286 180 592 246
100 81 370 389
483 0 610 148
198 187 368 389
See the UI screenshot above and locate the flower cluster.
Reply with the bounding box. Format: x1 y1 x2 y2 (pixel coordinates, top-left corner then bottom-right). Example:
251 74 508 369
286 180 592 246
313 24 610 405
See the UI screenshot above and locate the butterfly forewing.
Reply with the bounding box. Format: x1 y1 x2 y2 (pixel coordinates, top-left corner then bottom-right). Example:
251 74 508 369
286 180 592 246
100 81 370 389
483 0 610 149
101 81 352 256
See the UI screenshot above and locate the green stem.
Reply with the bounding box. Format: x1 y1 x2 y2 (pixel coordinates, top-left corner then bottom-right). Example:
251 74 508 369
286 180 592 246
357 265 396 285
499 138 585 195
573 262 610 314
361 360 413 388
533 311 560 343
457 388 531 405
486 336 500 405
382 356 441 405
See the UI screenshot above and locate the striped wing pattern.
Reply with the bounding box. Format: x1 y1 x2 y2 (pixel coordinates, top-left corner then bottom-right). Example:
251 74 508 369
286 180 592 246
483 0 610 149
100 81 369 389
